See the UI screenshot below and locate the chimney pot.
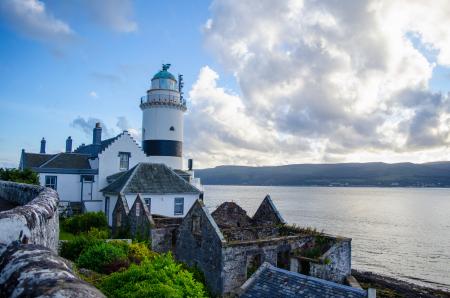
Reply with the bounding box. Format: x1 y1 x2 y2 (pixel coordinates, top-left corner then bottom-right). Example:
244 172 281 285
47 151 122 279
40 138 46 154
93 123 102 145
66 136 73 153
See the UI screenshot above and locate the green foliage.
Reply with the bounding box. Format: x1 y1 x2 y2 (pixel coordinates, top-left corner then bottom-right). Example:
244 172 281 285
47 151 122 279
77 242 128 274
60 236 102 261
87 227 110 239
0 168 39 185
127 242 157 264
99 253 208 298
61 212 108 235
278 224 322 236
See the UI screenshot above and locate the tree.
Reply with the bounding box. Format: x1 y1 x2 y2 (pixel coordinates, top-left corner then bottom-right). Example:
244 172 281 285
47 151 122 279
0 168 39 185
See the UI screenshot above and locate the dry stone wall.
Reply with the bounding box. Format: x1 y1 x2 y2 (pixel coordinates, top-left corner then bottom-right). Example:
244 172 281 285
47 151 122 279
0 181 59 252
0 243 105 298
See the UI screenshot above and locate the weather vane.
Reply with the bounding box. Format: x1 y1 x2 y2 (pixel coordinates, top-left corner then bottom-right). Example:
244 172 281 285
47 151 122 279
162 63 171 71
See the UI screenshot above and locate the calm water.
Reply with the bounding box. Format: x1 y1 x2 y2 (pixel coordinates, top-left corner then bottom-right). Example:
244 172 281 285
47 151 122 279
203 185 450 291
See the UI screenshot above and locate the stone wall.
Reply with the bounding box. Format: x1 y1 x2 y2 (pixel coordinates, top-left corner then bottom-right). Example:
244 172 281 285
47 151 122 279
0 181 59 252
151 226 178 253
0 243 104 298
221 236 313 294
176 201 226 295
309 238 352 283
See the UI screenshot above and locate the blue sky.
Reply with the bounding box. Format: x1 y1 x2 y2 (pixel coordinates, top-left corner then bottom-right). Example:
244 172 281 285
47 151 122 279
1 0 450 168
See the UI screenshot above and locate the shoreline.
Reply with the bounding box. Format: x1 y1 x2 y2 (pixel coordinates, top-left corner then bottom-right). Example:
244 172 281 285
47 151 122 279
352 270 450 298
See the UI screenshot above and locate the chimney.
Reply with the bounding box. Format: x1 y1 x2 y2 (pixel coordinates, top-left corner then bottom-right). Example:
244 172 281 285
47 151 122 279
40 138 46 154
66 136 73 153
188 159 193 171
93 122 102 145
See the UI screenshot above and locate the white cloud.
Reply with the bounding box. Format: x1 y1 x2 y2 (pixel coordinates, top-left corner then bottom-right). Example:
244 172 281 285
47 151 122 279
89 91 98 99
0 0 73 42
187 0 450 167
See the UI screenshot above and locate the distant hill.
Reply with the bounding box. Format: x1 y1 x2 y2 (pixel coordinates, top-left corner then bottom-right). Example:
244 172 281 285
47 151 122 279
195 162 450 187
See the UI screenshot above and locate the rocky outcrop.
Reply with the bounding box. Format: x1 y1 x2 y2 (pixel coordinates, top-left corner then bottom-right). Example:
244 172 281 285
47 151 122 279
0 243 105 298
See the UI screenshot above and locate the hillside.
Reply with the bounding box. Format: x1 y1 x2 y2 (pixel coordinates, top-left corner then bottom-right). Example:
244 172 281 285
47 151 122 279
195 162 450 187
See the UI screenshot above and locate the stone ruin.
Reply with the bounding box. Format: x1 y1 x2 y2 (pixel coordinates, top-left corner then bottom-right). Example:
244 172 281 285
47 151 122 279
0 180 103 298
175 195 352 296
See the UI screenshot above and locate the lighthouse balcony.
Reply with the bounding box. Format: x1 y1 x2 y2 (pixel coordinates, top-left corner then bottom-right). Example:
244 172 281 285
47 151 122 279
140 95 187 110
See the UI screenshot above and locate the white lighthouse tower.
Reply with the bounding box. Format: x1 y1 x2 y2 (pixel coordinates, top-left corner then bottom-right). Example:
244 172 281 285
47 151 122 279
140 64 186 169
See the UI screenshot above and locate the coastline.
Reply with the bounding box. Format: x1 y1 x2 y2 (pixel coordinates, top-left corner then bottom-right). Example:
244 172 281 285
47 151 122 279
353 270 450 298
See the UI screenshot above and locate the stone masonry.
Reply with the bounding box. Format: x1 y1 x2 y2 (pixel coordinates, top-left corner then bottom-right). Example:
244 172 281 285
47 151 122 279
0 181 59 252
0 180 104 298
176 195 353 296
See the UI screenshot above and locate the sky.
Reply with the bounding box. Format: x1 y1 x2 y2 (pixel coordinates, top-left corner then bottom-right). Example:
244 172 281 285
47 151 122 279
1 0 450 169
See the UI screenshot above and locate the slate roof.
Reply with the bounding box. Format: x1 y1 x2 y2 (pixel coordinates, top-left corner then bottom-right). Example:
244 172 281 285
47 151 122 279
22 152 92 171
239 263 367 298
74 134 121 157
21 153 55 168
173 169 191 182
40 153 91 169
101 163 201 195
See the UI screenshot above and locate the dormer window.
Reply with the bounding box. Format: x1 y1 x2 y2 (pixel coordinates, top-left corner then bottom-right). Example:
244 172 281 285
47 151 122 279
118 152 131 171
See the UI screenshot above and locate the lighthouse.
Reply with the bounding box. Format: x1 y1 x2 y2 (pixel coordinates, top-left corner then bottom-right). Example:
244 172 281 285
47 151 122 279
140 64 186 169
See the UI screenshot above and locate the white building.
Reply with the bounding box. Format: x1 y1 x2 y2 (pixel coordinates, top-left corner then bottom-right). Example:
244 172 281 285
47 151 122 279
19 64 202 223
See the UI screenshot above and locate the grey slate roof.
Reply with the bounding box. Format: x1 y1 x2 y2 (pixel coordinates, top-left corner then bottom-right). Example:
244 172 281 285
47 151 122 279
22 152 92 171
173 169 191 182
74 135 121 157
40 153 91 169
240 263 367 298
21 153 55 168
101 163 201 195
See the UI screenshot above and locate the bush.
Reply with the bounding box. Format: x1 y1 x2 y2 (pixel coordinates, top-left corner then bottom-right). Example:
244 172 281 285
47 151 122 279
62 212 108 235
77 242 128 274
128 242 157 264
60 236 101 261
87 227 110 239
99 253 208 298
0 168 39 185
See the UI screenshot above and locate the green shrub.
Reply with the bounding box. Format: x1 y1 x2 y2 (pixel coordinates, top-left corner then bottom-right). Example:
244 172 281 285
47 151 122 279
0 168 39 185
128 242 157 264
99 253 208 298
77 242 128 274
62 212 108 235
60 236 101 261
87 227 110 239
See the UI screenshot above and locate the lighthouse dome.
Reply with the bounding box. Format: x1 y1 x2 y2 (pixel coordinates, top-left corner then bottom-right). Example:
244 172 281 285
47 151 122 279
151 64 177 91
152 64 176 81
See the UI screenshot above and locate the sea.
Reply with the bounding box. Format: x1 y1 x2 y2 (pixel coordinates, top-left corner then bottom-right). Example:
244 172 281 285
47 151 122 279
203 185 450 291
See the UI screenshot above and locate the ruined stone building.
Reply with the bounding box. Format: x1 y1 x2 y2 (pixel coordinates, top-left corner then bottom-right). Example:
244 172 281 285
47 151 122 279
175 196 353 296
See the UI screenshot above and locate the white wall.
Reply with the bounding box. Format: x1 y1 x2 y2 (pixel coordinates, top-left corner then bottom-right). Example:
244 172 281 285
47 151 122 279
83 200 103 213
142 107 184 141
39 173 82 202
97 133 147 194
123 193 198 218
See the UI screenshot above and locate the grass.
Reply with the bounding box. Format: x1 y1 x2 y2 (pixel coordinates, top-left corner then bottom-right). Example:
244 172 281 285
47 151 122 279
59 225 77 241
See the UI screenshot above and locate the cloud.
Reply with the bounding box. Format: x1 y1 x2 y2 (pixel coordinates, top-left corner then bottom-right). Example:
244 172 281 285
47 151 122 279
0 0 73 42
116 116 141 141
186 0 450 167
71 117 113 138
89 91 98 99
82 0 137 33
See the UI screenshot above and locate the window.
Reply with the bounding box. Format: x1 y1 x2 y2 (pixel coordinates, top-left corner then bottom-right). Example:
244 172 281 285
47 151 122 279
118 152 130 171
45 176 57 190
174 197 184 215
170 126 175 131
135 202 141 216
192 215 201 235
144 198 151 212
